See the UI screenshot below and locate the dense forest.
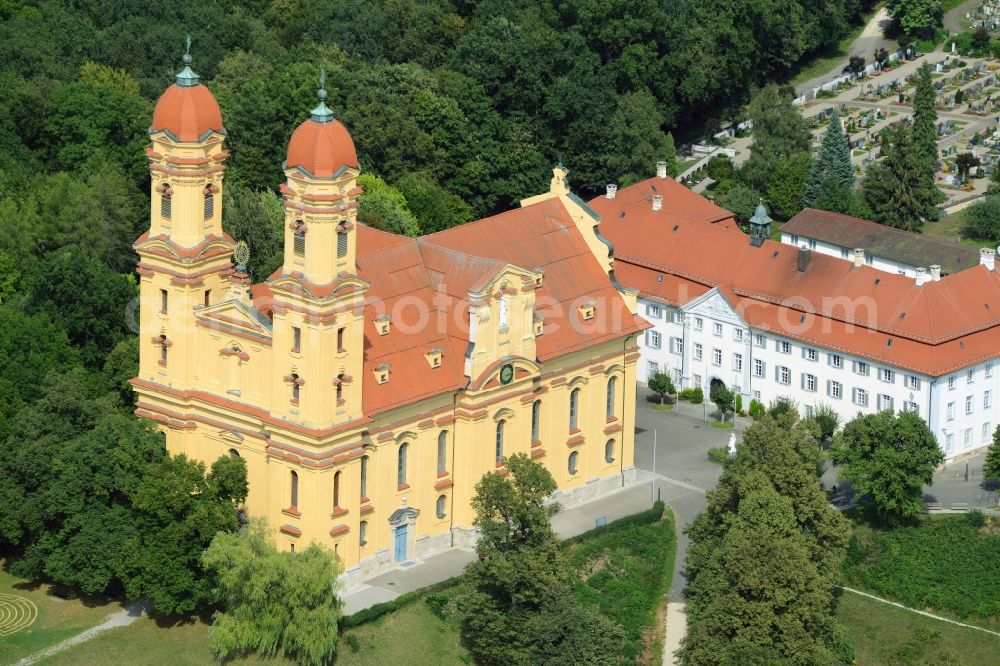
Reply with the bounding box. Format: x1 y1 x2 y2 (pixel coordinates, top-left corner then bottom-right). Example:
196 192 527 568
0 0 872 618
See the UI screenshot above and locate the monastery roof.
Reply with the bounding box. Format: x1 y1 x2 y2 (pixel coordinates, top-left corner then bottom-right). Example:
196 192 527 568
348 196 646 415
590 180 1000 377
783 208 981 275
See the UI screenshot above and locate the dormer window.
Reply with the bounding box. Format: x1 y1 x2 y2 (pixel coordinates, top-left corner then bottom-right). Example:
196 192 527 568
578 302 595 321
534 273 544 288
425 349 443 368
376 315 391 336
374 364 390 384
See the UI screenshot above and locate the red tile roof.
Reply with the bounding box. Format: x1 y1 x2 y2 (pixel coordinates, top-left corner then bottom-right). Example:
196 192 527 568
350 197 647 415
150 83 224 142
591 180 1000 376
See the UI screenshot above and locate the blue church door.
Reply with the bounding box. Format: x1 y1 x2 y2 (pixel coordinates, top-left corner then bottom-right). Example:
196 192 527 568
394 524 408 562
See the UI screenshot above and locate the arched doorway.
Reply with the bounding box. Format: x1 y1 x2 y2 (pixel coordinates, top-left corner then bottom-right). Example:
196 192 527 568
709 377 725 397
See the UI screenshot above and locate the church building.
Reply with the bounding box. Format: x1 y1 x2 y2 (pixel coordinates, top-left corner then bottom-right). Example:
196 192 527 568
131 53 647 584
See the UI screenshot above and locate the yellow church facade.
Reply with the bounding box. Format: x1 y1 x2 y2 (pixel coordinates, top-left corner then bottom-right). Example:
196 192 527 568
132 57 647 583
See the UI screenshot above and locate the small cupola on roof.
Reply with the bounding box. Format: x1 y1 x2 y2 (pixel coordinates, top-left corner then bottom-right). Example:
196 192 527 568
284 70 359 178
149 36 224 142
748 201 772 247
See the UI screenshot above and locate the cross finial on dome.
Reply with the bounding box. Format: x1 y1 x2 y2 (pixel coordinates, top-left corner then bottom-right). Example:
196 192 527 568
176 34 200 87
310 67 334 123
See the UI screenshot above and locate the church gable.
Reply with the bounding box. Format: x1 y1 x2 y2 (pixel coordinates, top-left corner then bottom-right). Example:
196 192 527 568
683 288 745 327
196 299 274 345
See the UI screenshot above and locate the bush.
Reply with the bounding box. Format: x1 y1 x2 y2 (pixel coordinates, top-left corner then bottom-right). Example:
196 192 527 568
962 194 1000 241
688 386 704 404
843 516 1000 619
341 576 461 628
735 394 743 414
707 447 729 464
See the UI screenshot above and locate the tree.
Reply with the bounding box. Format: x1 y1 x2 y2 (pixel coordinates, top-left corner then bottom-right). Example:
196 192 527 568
911 63 939 175
812 178 872 218
739 84 812 193
811 404 840 442
803 110 854 207
831 410 944 525
843 55 866 77
679 413 852 665
222 183 285 282
24 249 138 368
396 172 474 234
459 453 625 665
102 336 139 408
719 183 765 224
955 152 980 184
766 153 811 220
648 371 676 404
131 454 248 615
863 123 939 231
711 384 734 422
357 173 421 236
203 519 342 666
972 26 991 51
985 425 1000 480
874 48 890 69
888 0 943 40
962 193 1000 240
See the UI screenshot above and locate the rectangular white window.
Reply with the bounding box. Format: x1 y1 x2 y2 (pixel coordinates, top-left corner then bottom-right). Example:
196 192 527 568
904 401 919 415
968 369 975 384
878 394 894 411
948 376 956 390
647 361 659 376
907 375 921 390
965 428 973 447
805 404 815 418
829 354 843 369
947 401 955 420
828 380 842 399
693 373 702 387
646 331 662 349
802 373 817 392
733 353 743 372
854 361 870 376
853 387 868 407
670 337 684 355
753 390 761 400
777 366 791 385
778 340 791 354
713 322 723 337
694 317 703 332
878 368 894 383
646 304 661 318
733 329 744 342
984 422 992 441
673 311 684 324
713 348 722 366
803 348 818 362
966 395 974 415
986 390 993 409
753 358 765 378
753 333 766 347
987 362 994 378
694 343 703 361
946 433 954 452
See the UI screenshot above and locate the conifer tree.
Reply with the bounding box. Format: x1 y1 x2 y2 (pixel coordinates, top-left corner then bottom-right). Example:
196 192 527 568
912 63 938 171
863 123 939 231
803 110 854 207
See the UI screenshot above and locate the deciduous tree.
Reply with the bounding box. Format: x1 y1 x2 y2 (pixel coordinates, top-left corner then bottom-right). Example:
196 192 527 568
982 424 1000 480
831 410 944 525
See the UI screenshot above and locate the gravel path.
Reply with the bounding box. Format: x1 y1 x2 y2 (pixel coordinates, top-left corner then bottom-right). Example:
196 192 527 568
13 600 148 666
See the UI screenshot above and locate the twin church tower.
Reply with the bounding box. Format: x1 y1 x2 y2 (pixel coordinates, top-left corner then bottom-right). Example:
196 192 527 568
133 47 646 584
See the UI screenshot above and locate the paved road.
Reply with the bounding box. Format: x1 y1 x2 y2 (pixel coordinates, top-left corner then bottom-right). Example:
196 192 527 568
944 0 981 34
795 8 895 97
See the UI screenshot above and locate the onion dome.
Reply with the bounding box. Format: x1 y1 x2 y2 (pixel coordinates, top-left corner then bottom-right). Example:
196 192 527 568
149 38 224 142
285 73 358 178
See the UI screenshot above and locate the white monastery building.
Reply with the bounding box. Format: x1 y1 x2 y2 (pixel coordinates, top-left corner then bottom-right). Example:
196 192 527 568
590 169 1000 461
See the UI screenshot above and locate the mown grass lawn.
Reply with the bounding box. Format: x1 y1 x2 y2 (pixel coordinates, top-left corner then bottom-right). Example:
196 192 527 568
0 564 121 664
923 209 993 249
835 589 1000 666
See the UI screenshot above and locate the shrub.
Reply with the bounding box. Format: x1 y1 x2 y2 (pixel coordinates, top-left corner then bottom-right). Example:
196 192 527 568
735 394 743 414
689 386 704 404
707 447 729 464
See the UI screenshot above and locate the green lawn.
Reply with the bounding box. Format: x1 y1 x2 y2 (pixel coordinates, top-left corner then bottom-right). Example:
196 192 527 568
789 3 885 87
836 589 1000 665
923 208 992 248
709 420 734 429
0 565 122 664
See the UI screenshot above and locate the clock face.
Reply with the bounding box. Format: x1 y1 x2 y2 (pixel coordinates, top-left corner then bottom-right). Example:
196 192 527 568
499 364 514 385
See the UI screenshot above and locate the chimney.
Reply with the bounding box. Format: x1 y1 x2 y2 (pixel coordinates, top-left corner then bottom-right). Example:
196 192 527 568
656 160 667 179
652 194 663 211
797 245 811 272
853 248 865 269
605 184 617 200
981 248 996 271
915 267 929 287
929 264 941 282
